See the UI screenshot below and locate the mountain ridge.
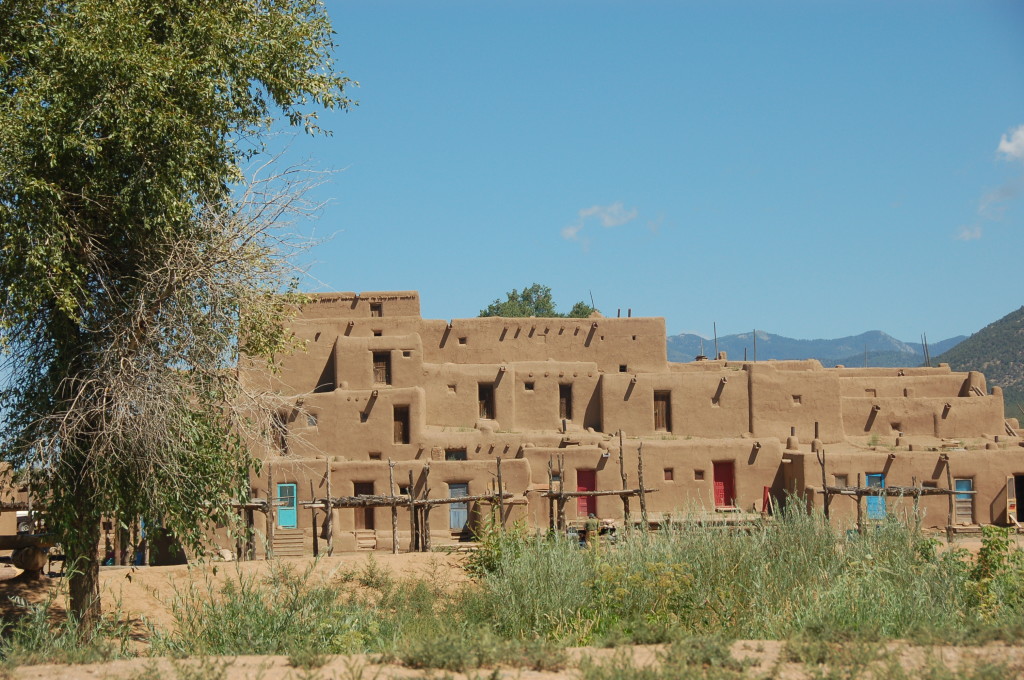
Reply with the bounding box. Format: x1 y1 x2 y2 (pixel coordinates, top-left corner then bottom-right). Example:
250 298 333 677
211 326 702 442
666 329 965 367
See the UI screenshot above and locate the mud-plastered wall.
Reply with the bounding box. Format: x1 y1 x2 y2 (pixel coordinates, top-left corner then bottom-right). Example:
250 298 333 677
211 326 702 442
749 363 844 444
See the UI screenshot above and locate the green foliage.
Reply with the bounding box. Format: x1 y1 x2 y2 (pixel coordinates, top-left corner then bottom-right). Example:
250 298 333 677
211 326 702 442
0 0 354 621
150 561 378 658
0 592 134 665
463 519 529 579
479 284 596 318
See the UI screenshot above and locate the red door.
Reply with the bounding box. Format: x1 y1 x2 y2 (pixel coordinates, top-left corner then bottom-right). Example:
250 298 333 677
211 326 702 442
713 461 735 508
577 470 597 516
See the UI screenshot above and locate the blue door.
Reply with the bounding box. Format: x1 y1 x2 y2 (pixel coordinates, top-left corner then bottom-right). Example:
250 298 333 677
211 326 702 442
277 483 297 529
450 483 469 531
866 474 886 520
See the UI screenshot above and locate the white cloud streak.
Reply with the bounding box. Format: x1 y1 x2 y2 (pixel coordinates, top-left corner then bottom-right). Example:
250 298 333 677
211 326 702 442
998 125 1024 161
954 125 1024 242
955 225 983 241
562 202 639 244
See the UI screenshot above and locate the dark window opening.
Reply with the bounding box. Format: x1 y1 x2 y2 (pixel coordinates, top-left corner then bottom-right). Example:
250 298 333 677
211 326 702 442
370 303 383 317
478 383 495 419
373 351 392 385
694 469 704 481
664 468 674 481
393 406 410 444
372 329 382 337
654 391 672 432
445 448 467 461
524 381 535 391
354 482 375 529
559 384 573 420
458 337 467 345
619 365 627 373
403 350 412 358
369 451 382 460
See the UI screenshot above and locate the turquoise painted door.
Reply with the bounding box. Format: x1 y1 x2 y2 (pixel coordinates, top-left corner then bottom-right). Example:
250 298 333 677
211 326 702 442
450 483 469 531
277 483 297 529
866 474 886 520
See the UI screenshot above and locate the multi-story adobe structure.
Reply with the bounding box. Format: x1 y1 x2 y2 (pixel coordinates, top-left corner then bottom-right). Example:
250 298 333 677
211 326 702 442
238 291 1024 556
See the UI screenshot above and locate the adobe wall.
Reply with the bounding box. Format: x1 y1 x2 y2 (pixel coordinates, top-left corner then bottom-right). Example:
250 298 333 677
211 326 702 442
786 445 1024 528
231 290 1021 556
250 457 531 553
747 363 845 444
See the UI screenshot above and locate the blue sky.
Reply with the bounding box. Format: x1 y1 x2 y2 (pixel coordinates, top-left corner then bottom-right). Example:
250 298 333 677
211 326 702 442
272 1 1024 343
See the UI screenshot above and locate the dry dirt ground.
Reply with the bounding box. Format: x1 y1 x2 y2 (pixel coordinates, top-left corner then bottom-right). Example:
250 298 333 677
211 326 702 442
1 551 1023 679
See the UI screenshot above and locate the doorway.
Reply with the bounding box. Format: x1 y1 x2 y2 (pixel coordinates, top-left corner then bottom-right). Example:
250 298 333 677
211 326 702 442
354 482 375 530
1010 475 1024 524
712 461 735 508
866 473 886 520
276 483 297 529
450 483 469 531
954 478 974 524
577 470 597 517
559 384 573 420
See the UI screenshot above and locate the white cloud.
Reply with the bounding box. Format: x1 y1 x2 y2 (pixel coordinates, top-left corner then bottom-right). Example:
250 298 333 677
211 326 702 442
998 125 1024 161
578 202 638 228
978 175 1024 219
562 202 639 244
560 224 583 240
955 225 983 241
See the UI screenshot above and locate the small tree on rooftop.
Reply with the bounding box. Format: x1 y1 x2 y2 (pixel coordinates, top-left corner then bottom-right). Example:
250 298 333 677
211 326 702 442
0 0 354 631
479 284 596 318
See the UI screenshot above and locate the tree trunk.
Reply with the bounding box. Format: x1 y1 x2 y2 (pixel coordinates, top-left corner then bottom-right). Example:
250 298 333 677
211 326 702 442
66 500 102 634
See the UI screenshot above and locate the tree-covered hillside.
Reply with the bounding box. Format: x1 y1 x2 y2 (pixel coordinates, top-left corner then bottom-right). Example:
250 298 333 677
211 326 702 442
933 307 1024 418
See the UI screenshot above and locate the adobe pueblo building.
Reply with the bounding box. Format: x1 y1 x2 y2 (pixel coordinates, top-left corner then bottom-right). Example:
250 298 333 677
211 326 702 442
239 291 1024 556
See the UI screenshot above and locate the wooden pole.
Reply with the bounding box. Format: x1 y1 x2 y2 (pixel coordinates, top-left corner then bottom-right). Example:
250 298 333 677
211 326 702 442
266 462 275 559
557 453 566 531
817 447 830 520
547 456 555 531
310 480 318 557
409 470 417 552
325 456 334 557
856 472 863 535
389 459 398 554
619 430 631 526
496 457 505 530
944 455 954 541
912 475 921 530
637 442 648 528
422 464 431 552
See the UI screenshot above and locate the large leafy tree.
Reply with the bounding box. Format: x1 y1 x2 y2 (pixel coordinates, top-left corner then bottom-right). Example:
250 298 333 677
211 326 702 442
0 0 353 628
480 283 597 318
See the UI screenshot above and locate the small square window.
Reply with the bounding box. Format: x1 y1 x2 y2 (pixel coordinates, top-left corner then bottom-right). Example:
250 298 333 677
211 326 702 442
619 365 627 373
369 302 383 317
694 469 705 481
403 350 412 358
372 330 382 337
369 451 382 460
306 414 318 427
833 474 848 487
399 485 410 496
664 468 674 481
447 383 457 393
923 481 938 488
445 448 467 461
524 382 535 391
458 337 467 345
792 395 802 405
